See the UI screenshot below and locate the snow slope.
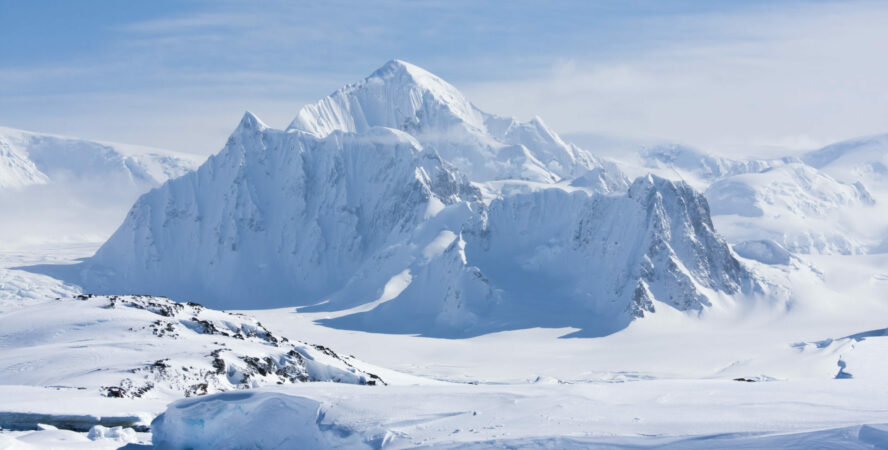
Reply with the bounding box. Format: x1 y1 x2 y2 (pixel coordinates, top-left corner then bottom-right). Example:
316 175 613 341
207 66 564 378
0 294 384 402
706 163 876 254
77 60 756 337
640 143 795 187
0 127 201 246
609 139 888 255
150 382 888 449
0 126 199 191
803 133 888 188
326 174 758 337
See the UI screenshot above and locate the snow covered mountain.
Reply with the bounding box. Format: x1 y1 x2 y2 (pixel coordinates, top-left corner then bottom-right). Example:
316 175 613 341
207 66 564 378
639 144 796 187
623 140 886 255
289 60 627 188
0 127 201 245
0 127 199 191
800 134 888 253
706 163 875 254
79 60 757 337
328 174 757 336
802 133 888 188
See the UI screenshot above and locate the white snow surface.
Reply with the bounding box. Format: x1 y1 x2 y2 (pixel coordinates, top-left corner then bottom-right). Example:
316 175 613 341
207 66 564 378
618 140 888 256
706 163 875 254
0 126 201 246
0 294 384 402
0 126 199 189
151 381 888 449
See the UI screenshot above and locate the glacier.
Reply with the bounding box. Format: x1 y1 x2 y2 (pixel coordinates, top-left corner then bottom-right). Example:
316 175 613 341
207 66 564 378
73 60 759 337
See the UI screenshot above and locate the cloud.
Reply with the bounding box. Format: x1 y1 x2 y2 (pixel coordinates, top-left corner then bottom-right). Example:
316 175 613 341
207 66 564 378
2 1 886 157
462 1 888 155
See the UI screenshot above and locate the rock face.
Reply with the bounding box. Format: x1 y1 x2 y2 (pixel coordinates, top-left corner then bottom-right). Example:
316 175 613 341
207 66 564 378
82 60 757 336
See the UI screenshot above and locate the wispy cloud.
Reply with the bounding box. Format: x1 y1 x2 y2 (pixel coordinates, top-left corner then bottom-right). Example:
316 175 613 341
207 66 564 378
1 1 886 156
464 1 888 155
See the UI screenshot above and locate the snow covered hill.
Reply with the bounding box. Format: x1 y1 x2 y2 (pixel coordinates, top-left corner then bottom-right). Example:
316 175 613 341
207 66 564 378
0 126 199 191
617 139 887 255
706 163 875 254
0 294 383 401
640 143 795 187
74 60 758 337
803 133 888 188
0 127 201 246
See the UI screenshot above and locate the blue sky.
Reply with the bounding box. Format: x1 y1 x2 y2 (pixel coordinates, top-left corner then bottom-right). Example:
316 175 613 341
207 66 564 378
2 0 887 156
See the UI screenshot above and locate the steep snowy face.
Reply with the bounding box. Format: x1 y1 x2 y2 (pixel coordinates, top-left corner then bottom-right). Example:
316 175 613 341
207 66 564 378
474 175 746 321
0 135 48 189
0 126 202 245
289 60 625 187
326 175 757 337
706 164 876 254
290 59 485 137
87 113 477 308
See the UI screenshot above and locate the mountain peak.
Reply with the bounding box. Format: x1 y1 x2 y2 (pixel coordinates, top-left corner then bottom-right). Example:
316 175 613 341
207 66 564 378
287 60 483 137
236 111 267 132
370 59 428 79
367 59 455 96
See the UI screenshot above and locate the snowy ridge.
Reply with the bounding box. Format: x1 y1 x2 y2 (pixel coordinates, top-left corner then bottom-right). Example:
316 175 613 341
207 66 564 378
0 127 202 246
0 126 199 190
0 294 382 401
0 135 48 189
80 61 757 336
86 116 479 310
706 163 875 254
289 60 625 186
803 133 888 183
626 139 886 255
639 143 796 187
